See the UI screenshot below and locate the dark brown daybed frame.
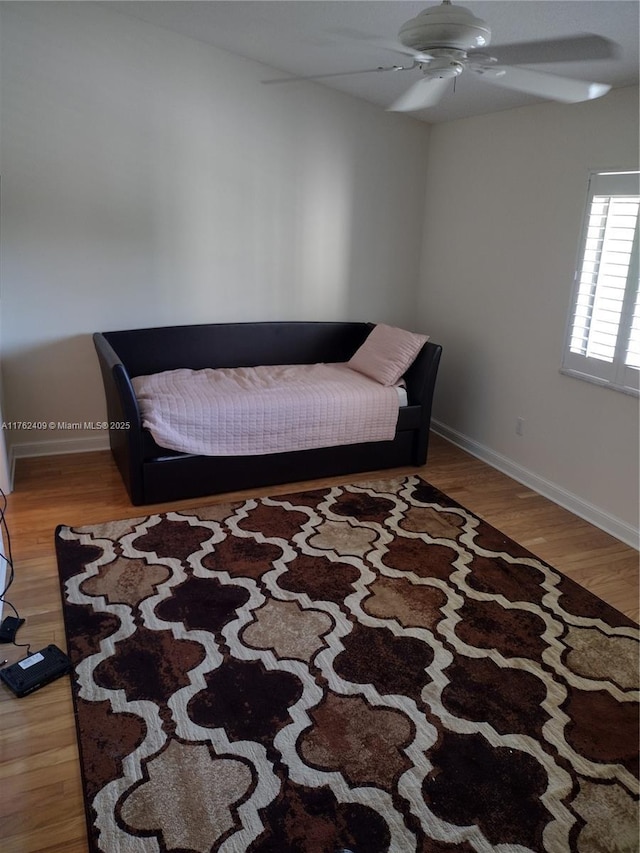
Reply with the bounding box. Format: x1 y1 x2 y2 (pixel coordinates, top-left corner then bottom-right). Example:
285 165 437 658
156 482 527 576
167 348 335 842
93 321 442 506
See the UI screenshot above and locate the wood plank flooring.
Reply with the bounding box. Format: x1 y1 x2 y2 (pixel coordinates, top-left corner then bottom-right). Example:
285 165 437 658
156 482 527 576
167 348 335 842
0 435 637 853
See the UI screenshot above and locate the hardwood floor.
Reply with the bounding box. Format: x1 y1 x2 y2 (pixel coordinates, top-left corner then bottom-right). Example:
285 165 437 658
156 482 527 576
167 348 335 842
0 434 638 853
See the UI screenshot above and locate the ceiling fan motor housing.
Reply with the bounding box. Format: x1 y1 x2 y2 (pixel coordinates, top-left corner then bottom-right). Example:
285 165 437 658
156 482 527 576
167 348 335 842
398 2 492 52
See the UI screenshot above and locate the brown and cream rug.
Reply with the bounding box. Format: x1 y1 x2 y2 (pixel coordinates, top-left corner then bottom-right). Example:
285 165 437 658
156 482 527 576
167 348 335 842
55 475 639 853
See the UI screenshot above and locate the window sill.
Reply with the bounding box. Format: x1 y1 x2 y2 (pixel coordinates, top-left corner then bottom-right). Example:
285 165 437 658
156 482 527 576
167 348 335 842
559 367 639 398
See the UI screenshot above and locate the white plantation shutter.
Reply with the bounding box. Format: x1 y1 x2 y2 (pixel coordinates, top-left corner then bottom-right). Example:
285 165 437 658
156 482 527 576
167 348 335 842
562 171 640 395
625 275 640 369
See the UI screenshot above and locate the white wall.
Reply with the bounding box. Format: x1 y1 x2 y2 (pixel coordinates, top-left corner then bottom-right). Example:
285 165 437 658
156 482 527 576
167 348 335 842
0 9 12 493
0 2 430 455
418 86 639 543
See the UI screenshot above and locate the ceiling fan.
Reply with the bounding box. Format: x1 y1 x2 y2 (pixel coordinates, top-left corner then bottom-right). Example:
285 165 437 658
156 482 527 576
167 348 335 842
263 0 617 112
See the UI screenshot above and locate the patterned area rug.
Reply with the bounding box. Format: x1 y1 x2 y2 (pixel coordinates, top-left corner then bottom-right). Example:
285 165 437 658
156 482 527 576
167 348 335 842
55 475 639 853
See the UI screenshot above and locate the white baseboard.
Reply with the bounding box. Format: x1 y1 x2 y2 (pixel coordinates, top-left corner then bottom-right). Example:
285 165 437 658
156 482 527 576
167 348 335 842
431 419 639 550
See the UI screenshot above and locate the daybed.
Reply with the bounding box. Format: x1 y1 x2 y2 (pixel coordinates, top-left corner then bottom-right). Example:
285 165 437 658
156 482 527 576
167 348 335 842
93 321 442 506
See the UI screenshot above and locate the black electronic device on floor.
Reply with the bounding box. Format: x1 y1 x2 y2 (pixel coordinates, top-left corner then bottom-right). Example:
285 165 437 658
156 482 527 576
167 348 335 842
0 615 25 642
0 644 72 697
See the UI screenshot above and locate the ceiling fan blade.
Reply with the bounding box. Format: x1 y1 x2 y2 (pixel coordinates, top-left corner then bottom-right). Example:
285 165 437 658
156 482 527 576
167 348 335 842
489 34 618 66
388 76 451 112
359 38 433 62
262 65 409 84
325 28 433 62
475 65 611 103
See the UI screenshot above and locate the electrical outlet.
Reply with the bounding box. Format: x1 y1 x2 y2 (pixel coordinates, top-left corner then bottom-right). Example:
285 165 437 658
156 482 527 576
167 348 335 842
516 417 524 436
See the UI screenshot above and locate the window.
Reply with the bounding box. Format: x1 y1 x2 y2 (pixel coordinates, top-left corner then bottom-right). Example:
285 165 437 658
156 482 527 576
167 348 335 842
561 170 639 396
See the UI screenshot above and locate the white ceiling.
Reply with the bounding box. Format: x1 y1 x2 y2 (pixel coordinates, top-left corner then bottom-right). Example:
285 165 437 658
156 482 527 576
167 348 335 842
103 1 639 122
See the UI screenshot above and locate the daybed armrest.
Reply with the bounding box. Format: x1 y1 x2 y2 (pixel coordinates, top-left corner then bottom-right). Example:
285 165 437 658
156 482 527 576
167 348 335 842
93 333 145 504
404 340 442 405
403 340 443 464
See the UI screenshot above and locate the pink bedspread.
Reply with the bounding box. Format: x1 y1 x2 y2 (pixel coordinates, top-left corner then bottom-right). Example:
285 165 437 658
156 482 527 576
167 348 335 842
131 363 400 456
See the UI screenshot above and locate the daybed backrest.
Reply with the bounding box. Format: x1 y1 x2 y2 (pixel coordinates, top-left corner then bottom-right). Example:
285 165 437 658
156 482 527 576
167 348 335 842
101 322 374 377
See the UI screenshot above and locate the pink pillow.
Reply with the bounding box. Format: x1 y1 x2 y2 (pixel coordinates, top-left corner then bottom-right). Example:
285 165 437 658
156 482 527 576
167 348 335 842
348 324 429 386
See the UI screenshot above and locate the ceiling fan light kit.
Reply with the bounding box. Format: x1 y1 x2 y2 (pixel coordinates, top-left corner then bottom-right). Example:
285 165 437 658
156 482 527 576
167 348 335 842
263 1 616 115
417 49 466 80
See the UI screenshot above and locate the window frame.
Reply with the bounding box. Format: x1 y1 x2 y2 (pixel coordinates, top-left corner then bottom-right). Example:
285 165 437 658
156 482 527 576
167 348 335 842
561 169 640 397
